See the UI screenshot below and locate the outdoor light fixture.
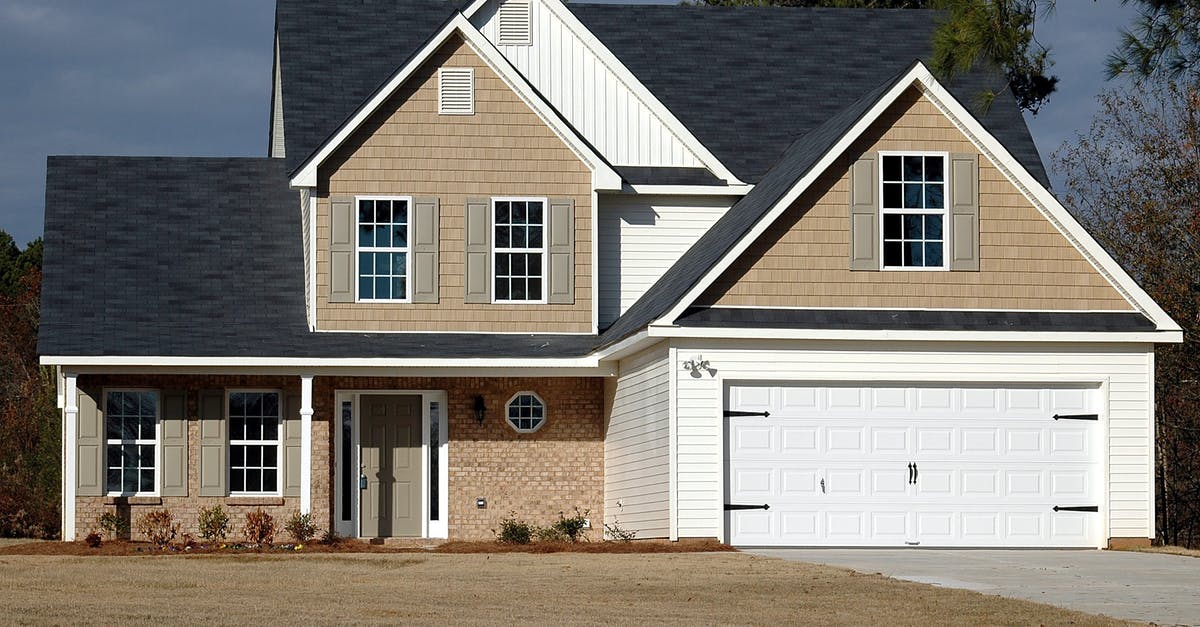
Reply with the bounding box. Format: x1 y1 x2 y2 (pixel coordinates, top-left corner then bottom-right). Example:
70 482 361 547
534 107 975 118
473 395 487 424
476 497 487 509
682 355 713 378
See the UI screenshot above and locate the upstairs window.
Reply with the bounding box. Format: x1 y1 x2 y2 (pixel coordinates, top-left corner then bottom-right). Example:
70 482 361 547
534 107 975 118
881 153 947 269
357 197 410 301
105 390 159 495
493 198 546 302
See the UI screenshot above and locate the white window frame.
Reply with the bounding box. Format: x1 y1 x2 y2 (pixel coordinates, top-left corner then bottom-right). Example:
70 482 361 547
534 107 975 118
491 196 549 304
227 389 284 498
504 391 547 433
354 195 413 303
878 150 950 271
103 388 161 497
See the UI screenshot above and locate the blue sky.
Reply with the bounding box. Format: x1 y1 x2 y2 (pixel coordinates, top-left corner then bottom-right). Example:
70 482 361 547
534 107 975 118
0 0 1137 246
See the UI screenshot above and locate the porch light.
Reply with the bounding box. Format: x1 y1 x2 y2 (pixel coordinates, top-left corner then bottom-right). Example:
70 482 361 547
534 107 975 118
473 395 487 424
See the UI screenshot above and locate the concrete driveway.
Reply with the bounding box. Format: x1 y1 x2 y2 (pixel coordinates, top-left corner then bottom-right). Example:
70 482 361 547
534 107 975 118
747 549 1200 626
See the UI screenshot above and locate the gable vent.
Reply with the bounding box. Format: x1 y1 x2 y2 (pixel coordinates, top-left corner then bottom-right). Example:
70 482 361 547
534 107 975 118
497 0 532 46
438 68 474 116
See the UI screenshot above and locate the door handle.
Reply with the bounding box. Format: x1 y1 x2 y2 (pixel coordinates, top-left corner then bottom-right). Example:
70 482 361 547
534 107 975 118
907 463 914 484
912 463 918 485
819 478 825 494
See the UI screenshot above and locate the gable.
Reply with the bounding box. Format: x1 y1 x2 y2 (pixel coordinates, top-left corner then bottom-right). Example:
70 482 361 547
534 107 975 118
697 88 1133 312
315 35 594 334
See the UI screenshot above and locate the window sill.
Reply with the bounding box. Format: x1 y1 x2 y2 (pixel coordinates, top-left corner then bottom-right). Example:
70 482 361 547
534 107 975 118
104 496 162 506
226 497 285 507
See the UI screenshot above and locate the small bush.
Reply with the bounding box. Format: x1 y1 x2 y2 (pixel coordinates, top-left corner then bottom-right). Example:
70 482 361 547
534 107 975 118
604 501 638 543
534 525 566 542
284 511 318 544
197 504 231 541
84 531 102 548
550 508 590 543
135 509 178 548
495 512 534 544
320 529 344 546
97 511 130 540
243 509 276 545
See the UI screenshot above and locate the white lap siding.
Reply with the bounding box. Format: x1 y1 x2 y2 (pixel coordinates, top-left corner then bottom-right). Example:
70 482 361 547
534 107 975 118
604 342 671 538
669 339 1155 543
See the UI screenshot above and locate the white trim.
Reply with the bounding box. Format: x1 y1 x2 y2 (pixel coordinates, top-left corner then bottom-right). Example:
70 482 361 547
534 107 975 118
313 328 595 336
702 304 1144 314
226 389 284 498
591 189 599 334
490 196 549 304
650 324 1182 344
299 376 313 515
354 195 414 304
652 62 1181 335
289 14 621 192
878 150 949 271
621 184 753 196
504 391 547 433
308 190 318 330
1147 349 1157 540
62 373 77 541
41 355 611 369
101 388 163 498
667 344 679 541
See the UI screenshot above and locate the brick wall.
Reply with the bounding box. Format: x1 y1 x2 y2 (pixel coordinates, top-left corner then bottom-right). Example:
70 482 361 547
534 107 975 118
75 374 604 541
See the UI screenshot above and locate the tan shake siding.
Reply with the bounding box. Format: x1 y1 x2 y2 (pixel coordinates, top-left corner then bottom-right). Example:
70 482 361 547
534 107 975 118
699 88 1133 311
75 374 603 542
316 36 593 332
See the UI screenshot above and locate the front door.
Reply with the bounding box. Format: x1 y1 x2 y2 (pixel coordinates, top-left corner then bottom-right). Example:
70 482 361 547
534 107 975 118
360 395 423 537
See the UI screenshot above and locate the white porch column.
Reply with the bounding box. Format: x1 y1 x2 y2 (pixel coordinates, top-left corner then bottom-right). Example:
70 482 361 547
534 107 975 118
300 375 314 515
62 373 78 541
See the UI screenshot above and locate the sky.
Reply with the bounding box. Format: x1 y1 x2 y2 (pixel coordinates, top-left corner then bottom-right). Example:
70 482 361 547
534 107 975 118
0 0 1139 247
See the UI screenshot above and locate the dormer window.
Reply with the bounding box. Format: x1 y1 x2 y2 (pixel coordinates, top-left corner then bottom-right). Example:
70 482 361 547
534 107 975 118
438 68 474 116
497 0 532 46
880 152 947 269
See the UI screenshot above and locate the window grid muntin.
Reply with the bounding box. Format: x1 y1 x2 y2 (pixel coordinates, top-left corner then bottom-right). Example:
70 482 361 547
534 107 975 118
880 152 948 270
493 198 546 303
104 390 159 496
505 392 546 433
356 196 411 302
228 391 282 496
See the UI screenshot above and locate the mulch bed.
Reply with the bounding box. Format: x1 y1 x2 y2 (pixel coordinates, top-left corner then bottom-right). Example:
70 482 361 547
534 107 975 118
0 538 732 557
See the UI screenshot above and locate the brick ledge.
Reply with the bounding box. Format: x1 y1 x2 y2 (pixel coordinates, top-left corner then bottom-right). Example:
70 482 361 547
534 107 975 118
226 497 286 507
103 496 162 506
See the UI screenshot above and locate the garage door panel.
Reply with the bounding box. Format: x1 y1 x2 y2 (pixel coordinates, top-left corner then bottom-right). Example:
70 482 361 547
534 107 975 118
870 427 910 453
781 426 818 453
827 427 866 453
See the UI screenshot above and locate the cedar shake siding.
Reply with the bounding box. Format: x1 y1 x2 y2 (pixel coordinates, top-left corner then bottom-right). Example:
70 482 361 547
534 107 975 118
698 88 1133 311
315 35 593 333
73 375 603 542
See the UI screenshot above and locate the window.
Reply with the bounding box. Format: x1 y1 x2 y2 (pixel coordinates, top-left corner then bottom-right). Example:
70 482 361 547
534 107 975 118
881 153 946 269
505 392 545 433
493 198 545 302
357 197 409 301
438 68 474 115
105 390 159 495
229 392 281 495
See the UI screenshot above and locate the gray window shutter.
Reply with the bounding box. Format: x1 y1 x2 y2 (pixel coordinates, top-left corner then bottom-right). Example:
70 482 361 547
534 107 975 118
283 392 302 497
76 387 104 497
329 196 355 303
547 198 575 304
411 197 440 304
464 197 492 304
198 390 227 497
160 390 188 497
949 152 980 271
848 153 879 271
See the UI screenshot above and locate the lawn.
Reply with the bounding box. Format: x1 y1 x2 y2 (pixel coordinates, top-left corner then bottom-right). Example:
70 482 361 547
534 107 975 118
0 552 1133 625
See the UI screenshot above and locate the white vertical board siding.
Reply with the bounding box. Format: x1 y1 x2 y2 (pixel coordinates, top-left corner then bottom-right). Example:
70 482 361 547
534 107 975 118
670 339 1155 542
472 0 704 168
598 195 731 326
604 342 671 538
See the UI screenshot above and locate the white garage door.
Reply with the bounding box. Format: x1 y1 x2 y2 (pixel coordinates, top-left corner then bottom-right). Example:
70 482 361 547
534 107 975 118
726 384 1102 547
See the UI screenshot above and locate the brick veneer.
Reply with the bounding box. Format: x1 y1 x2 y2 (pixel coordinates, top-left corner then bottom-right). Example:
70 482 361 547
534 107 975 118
74 375 604 541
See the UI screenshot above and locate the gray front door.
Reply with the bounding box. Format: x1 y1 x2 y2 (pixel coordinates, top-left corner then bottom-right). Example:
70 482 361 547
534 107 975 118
360 395 423 537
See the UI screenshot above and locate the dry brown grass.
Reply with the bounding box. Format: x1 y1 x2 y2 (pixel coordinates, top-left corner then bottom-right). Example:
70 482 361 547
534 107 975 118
0 538 730 556
0 552 1134 625
0 538 42 548
1125 545 1200 558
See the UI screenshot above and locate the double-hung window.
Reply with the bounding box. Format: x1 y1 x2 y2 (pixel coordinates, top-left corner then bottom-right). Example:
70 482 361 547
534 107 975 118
229 391 281 495
881 153 947 269
357 197 410 301
493 198 546 302
105 390 159 495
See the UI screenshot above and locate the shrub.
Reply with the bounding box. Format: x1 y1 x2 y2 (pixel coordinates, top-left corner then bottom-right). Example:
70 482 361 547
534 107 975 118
135 509 178 548
243 509 276 545
97 511 130 540
495 512 533 544
197 504 231 541
284 511 318 544
534 525 566 542
84 531 102 548
320 529 344 546
550 508 590 543
604 502 638 543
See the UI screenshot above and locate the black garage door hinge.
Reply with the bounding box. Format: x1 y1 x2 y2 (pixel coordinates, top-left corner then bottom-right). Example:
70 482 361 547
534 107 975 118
1053 413 1099 421
724 410 770 418
1053 505 1099 512
725 503 770 511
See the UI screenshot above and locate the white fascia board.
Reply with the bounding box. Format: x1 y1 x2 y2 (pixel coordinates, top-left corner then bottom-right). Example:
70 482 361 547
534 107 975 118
648 324 1182 344
653 62 1181 334
289 13 620 192
591 329 656 361
40 355 609 370
620 184 754 196
524 0 745 186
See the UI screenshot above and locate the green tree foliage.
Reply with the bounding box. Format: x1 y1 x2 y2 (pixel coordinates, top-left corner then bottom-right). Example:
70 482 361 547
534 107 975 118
0 231 59 538
1055 81 1200 548
1109 1 1200 81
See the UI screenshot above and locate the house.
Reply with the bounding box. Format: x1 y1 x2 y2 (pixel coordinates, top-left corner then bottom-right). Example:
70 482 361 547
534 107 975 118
39 0 1181 549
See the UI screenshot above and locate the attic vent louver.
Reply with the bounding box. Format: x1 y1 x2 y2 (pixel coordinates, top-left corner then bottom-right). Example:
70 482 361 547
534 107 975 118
438 68 474 116
497 0 532 46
